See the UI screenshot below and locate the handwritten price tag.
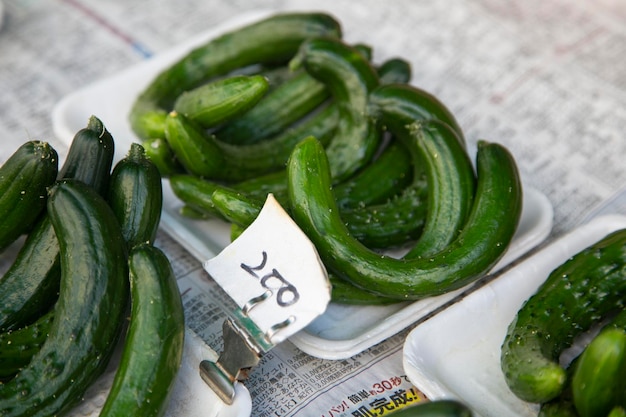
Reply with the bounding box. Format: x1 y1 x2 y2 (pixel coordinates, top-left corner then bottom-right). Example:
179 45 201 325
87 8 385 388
203 194 331 344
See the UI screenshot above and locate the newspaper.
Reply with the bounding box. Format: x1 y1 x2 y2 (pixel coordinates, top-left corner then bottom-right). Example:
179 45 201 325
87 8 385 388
1 0 626 416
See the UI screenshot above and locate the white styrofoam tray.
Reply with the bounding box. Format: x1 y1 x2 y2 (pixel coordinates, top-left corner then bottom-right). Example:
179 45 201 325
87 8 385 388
52 9 553 360
402 214 626 417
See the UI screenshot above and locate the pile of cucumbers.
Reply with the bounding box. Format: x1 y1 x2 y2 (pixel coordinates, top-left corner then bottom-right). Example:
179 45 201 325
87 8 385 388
129 11 524 305
501 229 626 417
0 116 184 417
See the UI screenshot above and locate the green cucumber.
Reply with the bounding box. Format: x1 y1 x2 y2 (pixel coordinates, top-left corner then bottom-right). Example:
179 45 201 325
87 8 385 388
376 58 412 85
290 37 381 181
0 117 115 332
0 309 54 381
173 74 269 129
129 12 342 140
368 83 465 145
386 400 473 417
333 141 413 209
501 228 626 404
107 143 163 248
0 140 58 251
0 179 128 417
572 327 626 417
58 115 115 194
287 136 521 300
142 137 184 177
99 244 184 417
215 70 329 145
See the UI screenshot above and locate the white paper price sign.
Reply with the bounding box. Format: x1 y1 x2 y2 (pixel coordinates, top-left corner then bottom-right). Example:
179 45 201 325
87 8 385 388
203 194 331 344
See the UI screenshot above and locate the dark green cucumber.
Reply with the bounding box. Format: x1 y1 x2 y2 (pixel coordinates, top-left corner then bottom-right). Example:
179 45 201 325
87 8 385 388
208 103 339 181
173 74 269 129
386 400 473 417
0 179 128 417
58 115 115 194
0 140 58 251
287 136 521 300
0 118 115 332
99 244 184 417
572 327 626 417
369 83 466 145
501 228 626 404
142 137 184 177
108 143 163 248
129 12 342 140
215 70 329 145
290 37 381 181
376 58 412 85
333 141 413 209
0 309 54 381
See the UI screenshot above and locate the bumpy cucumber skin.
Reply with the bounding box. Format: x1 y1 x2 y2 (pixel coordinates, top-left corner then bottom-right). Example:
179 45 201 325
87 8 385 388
572 328 626 417
99 244 184 417
501 228 626 404
0 140 58 251
108 142 163 248
291 37 381 181
130 12 342 140
287 136 521 300
0 180 128 417
0 120 115 332
173 74 269 128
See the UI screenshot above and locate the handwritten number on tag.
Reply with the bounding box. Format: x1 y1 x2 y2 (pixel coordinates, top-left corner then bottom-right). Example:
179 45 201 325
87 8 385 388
241 251 300 307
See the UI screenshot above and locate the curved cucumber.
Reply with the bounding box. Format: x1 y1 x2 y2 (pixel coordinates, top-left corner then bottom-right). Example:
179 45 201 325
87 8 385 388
0 179 128 417
501 228 626 404
129 12 342 139
290 37 381 181
287 136 521 300
0 118 115 332
99 244 184 417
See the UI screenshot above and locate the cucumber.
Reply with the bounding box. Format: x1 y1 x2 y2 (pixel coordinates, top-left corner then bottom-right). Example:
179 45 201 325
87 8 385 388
58 115 115 194
385 400 473 417
287 136 521 300
572 327 626 417
129 12 342 140
142 137 184 177
501 228 626 404
99 244 184 417
107 142 163 248
173 74 269 129
0 309 54 381
290 37 381 181
0 179 128 417
0 117 115 332
0 140 58 251
215 70 329 145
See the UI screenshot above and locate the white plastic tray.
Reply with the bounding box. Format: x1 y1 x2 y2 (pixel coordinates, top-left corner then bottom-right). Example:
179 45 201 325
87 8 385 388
402 214 626 417
51 9 553 361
